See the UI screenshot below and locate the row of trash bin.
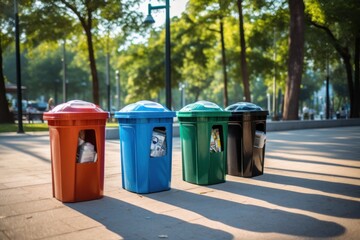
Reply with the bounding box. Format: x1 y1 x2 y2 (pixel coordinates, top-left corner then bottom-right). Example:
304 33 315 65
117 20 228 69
44 100 268 203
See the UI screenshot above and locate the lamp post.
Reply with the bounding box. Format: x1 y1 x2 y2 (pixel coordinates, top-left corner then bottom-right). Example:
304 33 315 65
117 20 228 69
62 39 67 103
178 82 186 108
325 61 330 120
14 0 24 133
54 79 59 104
272 28 277 120
115 70 120 109
144 0 171 110
106 51 111 112
267 93 271 113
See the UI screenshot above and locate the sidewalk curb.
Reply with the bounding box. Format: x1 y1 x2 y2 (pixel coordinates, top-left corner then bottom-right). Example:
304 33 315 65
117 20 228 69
105 118 360 139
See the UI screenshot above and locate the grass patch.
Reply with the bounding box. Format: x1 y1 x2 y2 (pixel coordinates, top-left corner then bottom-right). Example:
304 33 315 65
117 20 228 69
0 122 118 133
0 123 49 133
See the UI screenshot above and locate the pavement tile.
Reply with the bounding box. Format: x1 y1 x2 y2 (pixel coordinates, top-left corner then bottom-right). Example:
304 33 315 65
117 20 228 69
45 226 121 240
60 215 102 230
0 126 359 239
0 231 10 240
3 220 76 240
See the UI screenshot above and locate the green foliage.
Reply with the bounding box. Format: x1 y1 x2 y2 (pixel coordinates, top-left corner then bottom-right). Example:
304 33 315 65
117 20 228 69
21 2 74 47
299 70 323 107
305 0 360 117
331 63 350 111
120 35 164 103
1 0 355 114
0 0 16 49
247 1 289 93
171 11 219 104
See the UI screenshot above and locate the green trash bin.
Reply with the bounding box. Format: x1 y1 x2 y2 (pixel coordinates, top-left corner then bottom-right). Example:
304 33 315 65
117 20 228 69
177 101 231 185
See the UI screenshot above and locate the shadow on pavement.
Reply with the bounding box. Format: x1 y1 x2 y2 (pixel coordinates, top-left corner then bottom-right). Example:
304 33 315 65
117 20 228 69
266 154 360 169
266 167 360 181
66 196 233 239
255 173 360 198
208 179 360 219
1 137 51 163
148 187 346 238
267 128 360 162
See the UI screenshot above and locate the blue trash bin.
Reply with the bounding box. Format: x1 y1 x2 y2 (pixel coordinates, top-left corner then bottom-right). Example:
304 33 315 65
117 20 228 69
115 101 176 193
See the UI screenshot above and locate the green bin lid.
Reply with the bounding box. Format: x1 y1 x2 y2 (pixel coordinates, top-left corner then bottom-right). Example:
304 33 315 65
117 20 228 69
177 101 231 117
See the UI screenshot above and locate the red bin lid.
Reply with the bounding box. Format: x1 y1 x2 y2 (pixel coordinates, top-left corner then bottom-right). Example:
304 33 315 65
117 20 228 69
43 100 109 120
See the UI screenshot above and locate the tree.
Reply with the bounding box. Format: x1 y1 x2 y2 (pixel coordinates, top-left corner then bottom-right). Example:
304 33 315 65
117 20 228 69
185 0 232 107
0 0 16 123
23 42 91 102
120 31 164 104
0 35 13 123
307 0 360 118
170 10 218 105
243 0 289 115
236 0 251 102
37 0 142 105
332 64 350 112
283 0 305 120
48 1 104 105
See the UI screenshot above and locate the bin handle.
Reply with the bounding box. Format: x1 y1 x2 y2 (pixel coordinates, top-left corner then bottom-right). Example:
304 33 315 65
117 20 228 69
69 100 96 109
140 101 163 109
197 101 219 109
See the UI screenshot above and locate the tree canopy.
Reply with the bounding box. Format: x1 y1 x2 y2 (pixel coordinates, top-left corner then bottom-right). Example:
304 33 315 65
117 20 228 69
1 0 359 122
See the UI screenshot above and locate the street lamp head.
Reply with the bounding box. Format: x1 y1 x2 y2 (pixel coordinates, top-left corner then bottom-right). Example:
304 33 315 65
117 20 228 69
143 3 156 24
143 14 155 24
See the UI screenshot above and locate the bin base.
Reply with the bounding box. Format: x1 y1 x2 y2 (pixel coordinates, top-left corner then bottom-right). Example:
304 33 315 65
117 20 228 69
55 195 103 203
183 178 225 186
227 163 264 178
122 186 170 194
227 172 264 178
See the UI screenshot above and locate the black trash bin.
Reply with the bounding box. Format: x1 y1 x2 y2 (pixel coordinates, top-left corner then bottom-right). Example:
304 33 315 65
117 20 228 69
225 102 268 177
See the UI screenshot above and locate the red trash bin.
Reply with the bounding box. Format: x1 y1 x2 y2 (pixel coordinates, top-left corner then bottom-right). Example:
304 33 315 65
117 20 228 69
43 100 109 202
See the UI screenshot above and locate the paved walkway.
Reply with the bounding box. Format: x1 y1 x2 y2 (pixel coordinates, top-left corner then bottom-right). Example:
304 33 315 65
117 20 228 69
0 127 359 239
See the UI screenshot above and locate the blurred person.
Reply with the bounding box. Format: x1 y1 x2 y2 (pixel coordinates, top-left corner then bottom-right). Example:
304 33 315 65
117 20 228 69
46 98 55 111
302 105 309 120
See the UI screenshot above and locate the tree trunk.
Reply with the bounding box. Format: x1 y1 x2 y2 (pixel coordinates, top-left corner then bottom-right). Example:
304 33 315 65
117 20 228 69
342 49 356 118
237 0 251 102
57 0 100 105
354 32 360 117
283 0 305 120
194 87 201 102
309 21 359 118
85 24 100 105
220 17 228 107
0 36 14 123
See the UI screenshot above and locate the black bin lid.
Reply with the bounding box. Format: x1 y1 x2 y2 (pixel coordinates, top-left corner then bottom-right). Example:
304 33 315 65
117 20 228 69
226 102 263 111
225 102 268 117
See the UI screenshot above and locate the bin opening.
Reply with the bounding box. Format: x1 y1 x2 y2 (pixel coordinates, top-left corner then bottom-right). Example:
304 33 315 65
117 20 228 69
150 127 167 157
210 125 223 153
254 131 266 148
76 129 98 163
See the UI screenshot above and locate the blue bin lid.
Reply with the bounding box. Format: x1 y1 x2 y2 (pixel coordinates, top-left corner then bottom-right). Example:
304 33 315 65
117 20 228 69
177 101 231 117
115 100 175 119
